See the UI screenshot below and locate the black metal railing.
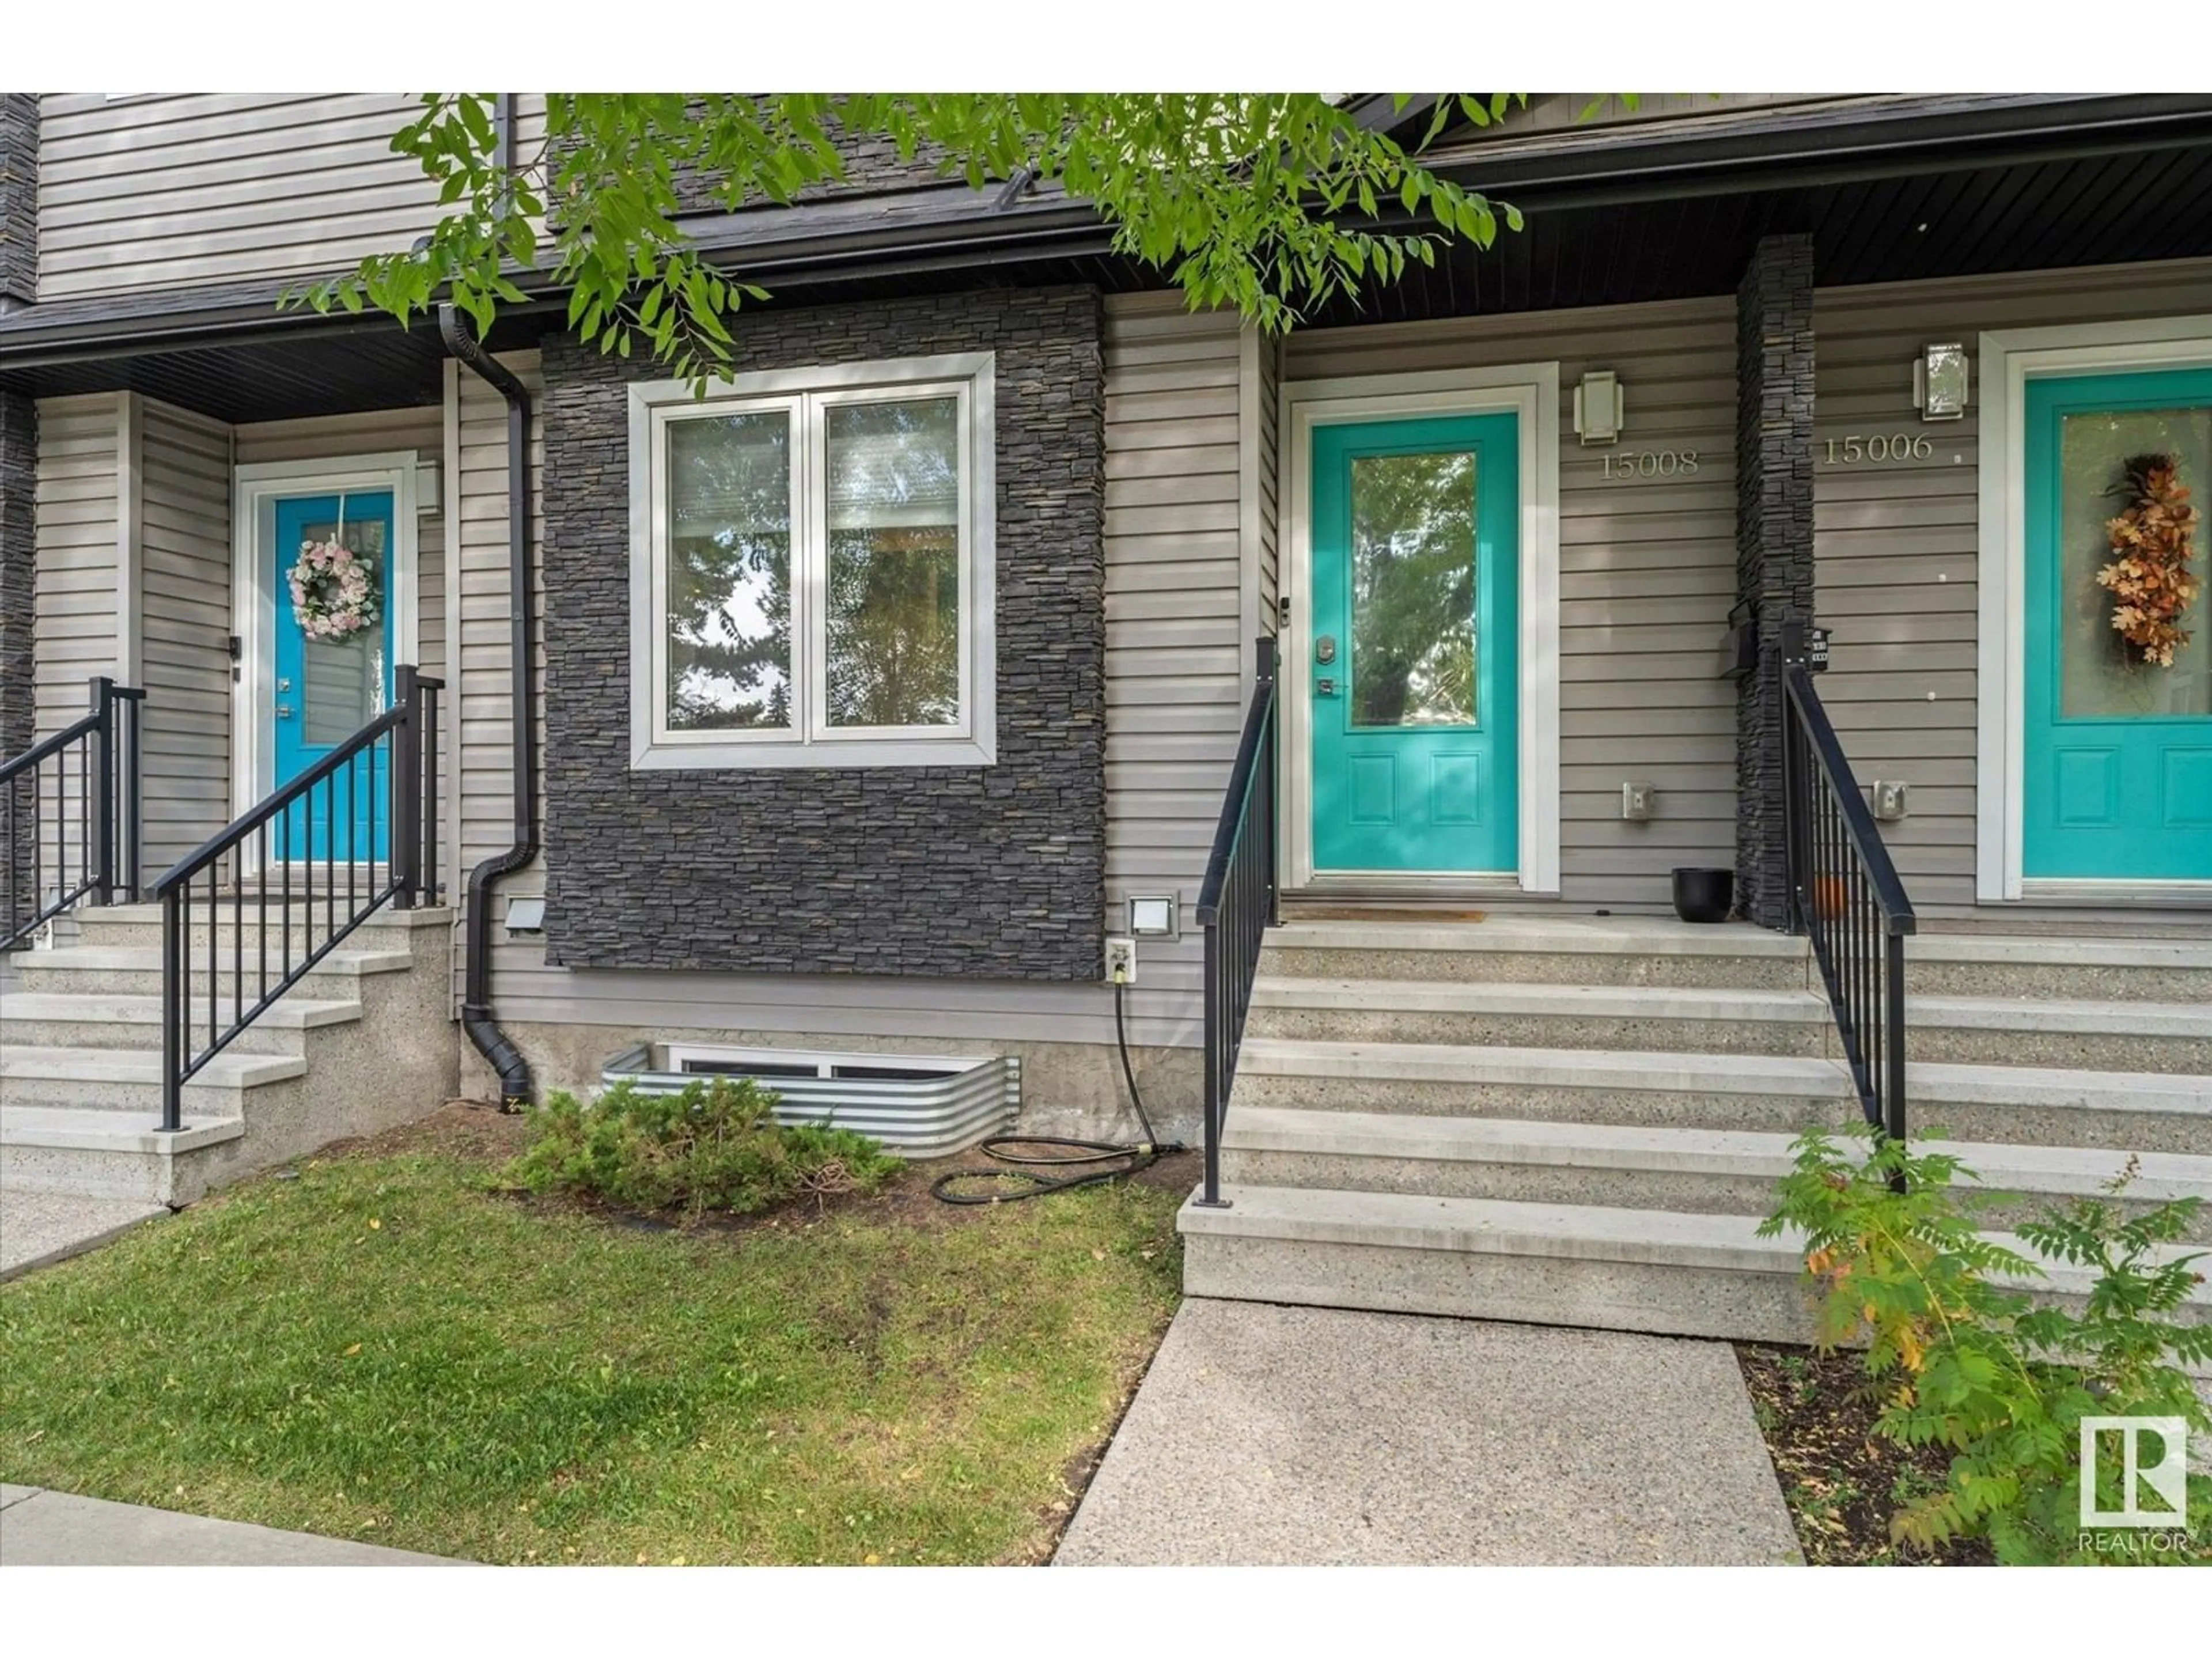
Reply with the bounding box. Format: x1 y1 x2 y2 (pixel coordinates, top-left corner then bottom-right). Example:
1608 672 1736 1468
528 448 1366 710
1194 638 1279 1209
1782 661 1916 1149
1 677 145 952
152 666 441 1132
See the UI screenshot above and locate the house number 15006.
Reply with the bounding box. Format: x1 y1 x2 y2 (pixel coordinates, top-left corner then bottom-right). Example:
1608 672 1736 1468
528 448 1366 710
1825 433 1935 463
1601 449 1700 479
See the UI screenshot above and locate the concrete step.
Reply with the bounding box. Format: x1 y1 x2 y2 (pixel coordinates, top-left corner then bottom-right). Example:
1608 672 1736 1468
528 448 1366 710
1260 919 2212 1003
1218 1107 2212 1237
69 903 451 954
1178 1184 2212 1361
10 944 416 999
1244 976 2212 1072
1260 918 1810 991
1 1105 245 1204
0 992 362 1055
1230 1037 2212 1155
0 1044 306 1114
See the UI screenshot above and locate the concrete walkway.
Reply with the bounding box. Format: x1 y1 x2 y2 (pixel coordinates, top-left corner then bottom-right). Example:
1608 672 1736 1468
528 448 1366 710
1056 1299 1803 1565
0 1190 166 1281
0 1486 459 1566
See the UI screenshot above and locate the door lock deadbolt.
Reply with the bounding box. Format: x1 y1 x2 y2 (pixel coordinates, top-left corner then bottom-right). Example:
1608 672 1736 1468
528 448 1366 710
1316 634 1337 665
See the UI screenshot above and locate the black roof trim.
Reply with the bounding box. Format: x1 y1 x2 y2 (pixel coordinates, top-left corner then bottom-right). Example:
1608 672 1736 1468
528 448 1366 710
1427 93 2212 203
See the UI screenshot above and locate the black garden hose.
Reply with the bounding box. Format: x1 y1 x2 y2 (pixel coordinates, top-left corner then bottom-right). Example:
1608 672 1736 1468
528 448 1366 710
930 980 1184 1205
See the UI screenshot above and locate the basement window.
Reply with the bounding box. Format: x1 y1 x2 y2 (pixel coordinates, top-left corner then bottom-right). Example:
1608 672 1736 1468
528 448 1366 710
627 353 997 770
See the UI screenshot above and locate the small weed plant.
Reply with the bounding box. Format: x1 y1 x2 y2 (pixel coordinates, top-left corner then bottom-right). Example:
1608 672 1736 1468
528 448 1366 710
1763 1127 2211 1565
502 1078 901 1219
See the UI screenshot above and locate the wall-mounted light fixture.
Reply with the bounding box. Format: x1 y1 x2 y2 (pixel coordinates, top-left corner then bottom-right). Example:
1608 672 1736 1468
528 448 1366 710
1912 343 1968 422
1573 371 1624 446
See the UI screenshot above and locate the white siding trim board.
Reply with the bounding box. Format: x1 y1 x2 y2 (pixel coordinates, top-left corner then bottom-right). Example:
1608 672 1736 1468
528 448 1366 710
1278 365 1565 900
228 453 423 835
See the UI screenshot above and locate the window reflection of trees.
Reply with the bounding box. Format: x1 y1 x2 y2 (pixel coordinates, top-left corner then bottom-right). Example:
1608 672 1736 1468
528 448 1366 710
826 398 961 729
1350 452 1476 728
667 412 793 730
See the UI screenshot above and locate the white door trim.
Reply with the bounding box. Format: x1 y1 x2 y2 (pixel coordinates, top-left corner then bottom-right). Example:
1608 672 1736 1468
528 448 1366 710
1975 317 2212 902
1279 364 1563 895
229 454 422 827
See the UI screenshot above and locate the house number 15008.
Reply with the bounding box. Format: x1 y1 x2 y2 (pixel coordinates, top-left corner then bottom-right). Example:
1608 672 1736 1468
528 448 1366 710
1601 449 1700 479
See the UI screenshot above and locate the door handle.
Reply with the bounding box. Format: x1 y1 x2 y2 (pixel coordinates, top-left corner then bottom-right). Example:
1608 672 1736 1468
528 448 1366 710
1316 677 1338 697
275 704 296 719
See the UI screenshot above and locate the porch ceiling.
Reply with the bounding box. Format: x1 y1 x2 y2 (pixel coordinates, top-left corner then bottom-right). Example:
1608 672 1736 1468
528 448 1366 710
1302 144 2212 326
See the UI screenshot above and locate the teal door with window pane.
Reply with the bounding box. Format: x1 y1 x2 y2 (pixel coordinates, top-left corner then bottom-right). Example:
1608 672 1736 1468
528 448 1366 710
272 491 395 862
2023 368 2212 881
1310 413 1518 873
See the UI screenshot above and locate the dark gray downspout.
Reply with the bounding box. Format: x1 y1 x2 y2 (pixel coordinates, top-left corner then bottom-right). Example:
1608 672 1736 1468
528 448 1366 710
439 94 535 1109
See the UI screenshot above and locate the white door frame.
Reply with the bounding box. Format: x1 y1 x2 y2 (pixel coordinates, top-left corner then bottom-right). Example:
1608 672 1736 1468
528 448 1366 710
1279 365 1563 895
229 454 421 829
1975 317 2212 903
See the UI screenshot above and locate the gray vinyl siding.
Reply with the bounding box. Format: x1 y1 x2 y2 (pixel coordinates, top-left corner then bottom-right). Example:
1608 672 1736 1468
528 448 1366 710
37 94 442 300
460 298 1264 1052
453 351 544 1011
1812 256 2212 912
27 393 122 896
31 394 123 740
1104 297 1249 1041
135 400 232 871
1284 296 1741 909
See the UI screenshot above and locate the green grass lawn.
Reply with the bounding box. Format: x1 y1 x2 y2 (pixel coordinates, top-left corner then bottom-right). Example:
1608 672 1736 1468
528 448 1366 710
0 1119 1187 1565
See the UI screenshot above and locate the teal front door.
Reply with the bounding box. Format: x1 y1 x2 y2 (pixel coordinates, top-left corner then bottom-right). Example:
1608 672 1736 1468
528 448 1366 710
2022 369 2212 882
271 491 395 863
1309 413 1518 874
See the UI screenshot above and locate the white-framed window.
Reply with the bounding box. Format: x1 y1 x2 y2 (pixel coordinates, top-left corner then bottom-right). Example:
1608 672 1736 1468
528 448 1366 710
627 351 997 769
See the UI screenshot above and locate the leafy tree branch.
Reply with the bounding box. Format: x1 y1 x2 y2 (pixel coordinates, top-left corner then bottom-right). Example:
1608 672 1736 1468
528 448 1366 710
298 93 1536 381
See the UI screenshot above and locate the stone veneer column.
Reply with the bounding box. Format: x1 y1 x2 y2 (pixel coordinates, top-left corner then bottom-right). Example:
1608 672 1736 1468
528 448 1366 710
1732 233 1816 931
0 93 35 305
1 391 33 929
1 95 36 926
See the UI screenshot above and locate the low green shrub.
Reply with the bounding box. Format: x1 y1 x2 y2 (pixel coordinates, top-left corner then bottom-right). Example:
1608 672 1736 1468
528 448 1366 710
1762 1127 2210 1565
502 1078 902 1219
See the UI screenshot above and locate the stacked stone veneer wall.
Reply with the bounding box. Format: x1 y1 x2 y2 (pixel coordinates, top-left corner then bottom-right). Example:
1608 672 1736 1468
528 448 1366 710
1732 234 1817 930
1 390 33 932
0 94 35 305
537 286 1107 979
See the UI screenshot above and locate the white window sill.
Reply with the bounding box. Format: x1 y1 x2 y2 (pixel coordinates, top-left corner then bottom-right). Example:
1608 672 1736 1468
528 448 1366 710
630 734 997 771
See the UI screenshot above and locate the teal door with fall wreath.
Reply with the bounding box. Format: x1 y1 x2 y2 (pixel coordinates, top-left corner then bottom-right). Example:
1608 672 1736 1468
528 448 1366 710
2022 367 2212 882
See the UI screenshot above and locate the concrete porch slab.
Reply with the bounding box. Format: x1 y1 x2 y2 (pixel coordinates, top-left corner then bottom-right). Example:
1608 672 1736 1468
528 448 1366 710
0 1188 166 1279
1055 1298 1802 1566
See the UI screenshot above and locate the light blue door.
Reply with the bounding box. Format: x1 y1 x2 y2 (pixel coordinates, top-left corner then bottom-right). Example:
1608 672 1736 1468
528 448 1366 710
271 491 395 863
1310 413 1518 874
2023 368 2212 881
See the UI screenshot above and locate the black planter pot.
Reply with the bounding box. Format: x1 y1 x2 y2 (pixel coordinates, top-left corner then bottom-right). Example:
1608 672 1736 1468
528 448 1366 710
1671 866 1734 925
